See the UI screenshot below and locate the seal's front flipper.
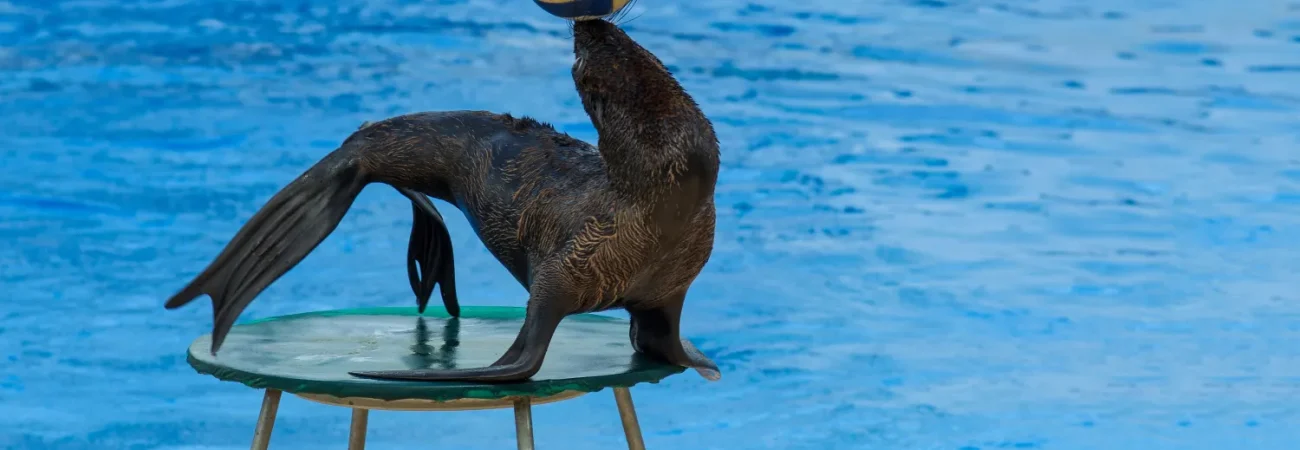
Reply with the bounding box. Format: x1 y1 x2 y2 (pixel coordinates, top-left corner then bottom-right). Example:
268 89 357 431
395 187 459 317
675 337 721 381
164 150 368 355
349 293 568 383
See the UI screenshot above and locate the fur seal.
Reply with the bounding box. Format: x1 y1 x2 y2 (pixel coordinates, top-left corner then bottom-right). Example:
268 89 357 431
164 18 722 383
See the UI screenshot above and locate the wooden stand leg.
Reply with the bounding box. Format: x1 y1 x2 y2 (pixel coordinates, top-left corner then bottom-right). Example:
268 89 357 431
251 389 282 450
348 408 369 450
513 397 535 450
613 387 645 450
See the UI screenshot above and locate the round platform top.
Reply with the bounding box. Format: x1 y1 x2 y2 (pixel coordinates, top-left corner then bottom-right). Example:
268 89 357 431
186 306 685 401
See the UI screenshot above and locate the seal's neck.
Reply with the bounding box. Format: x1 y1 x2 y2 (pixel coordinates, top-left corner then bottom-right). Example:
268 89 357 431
572 20 720 203
590 100 719 202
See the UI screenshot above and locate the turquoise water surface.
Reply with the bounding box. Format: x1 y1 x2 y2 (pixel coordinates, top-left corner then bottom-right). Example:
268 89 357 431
2 0 1299 449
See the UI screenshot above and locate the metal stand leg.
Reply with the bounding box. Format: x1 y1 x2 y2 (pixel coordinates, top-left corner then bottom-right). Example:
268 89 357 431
613 387 645 450
348 408 368 450
251 389 282 450
513 397 535 450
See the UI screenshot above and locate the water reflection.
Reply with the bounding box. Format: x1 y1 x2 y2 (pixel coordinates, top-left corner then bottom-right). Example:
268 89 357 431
401 317 460 370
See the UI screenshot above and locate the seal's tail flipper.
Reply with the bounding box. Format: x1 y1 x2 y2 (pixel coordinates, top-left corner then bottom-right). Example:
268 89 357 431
395 187 459 317
164 150 369 355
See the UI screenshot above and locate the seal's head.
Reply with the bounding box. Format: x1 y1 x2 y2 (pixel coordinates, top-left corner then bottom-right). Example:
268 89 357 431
570 19 698 133
570 18 719 200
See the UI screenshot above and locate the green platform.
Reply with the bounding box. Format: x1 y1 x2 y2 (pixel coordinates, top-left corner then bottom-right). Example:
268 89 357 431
185 306 684 449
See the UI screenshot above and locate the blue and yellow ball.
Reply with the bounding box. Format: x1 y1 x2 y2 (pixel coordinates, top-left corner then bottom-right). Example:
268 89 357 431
533 0 632 20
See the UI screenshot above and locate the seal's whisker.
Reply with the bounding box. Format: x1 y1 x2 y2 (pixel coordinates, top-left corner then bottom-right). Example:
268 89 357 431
612 0 641 25
619 9 646 26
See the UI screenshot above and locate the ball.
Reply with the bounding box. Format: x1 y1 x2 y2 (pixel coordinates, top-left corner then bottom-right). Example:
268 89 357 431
533 0 632 20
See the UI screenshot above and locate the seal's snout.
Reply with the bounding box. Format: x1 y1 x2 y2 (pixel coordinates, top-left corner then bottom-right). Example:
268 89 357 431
571 19 620 91
569 17 696 139
570 19 659 89
572 16 617 40
571 18 625 62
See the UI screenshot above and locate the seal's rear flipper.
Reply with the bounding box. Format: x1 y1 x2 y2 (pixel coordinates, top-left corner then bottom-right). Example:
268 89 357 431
164 149 369 355
395 187 459 317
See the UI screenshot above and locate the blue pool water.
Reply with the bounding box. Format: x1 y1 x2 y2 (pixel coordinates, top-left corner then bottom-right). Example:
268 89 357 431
2 0 1298 448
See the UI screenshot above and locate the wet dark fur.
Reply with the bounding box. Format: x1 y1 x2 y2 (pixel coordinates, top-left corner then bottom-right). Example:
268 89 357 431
164 19 721 382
